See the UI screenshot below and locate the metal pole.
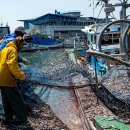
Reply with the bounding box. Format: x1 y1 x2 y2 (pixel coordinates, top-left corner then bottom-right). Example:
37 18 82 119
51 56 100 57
122 25 130 60
120 4 127 53
119 37 123 53
94 57 99 104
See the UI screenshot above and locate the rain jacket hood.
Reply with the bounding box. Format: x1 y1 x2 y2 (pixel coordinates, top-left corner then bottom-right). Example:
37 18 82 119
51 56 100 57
0 41 25 87
14 36 25 51
6 41 17 49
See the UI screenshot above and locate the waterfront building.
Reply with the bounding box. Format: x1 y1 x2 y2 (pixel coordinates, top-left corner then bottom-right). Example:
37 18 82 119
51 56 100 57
18 10 103 38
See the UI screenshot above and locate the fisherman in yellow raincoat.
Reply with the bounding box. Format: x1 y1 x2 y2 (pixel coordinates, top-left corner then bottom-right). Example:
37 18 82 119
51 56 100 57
0 26 30 65
0 36 28 126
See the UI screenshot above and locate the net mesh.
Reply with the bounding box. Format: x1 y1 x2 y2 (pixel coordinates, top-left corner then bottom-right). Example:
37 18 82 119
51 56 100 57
21 49 130 122
100 65 130 104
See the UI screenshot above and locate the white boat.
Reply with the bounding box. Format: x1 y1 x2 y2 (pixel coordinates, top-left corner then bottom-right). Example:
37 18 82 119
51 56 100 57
77 0 130 76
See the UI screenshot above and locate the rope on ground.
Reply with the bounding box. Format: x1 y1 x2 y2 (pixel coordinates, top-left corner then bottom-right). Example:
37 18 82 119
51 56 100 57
25 79 96 89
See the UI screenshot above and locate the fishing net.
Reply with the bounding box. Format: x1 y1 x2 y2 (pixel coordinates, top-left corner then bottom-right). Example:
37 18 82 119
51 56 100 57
84 50 130 118
94 65 130 121
16 49 92 107
101 65 130 104
22 63 90 89
16 49 93 129
20 49 93 90
3 48 130 124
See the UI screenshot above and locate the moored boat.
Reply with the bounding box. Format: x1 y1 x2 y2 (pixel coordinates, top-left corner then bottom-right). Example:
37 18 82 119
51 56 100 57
31 36 63 48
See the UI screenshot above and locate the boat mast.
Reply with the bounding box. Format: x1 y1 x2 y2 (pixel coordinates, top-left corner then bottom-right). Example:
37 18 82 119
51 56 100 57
102 0 109 23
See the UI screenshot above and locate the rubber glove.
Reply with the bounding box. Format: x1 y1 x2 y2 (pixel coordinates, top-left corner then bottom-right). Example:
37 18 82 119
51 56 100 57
19 75 27 80
22 58 30 65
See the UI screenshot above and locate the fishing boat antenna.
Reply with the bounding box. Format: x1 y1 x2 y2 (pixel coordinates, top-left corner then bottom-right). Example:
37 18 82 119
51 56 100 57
93 0 95 23
0 17 3 27
92 0 102 24
6 22 8 27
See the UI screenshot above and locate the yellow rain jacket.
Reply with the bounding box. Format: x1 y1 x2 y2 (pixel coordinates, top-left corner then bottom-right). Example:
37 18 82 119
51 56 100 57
0 41 25 87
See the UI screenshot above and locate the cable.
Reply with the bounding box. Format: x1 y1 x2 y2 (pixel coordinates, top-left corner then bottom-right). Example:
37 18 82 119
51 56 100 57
23 79 96 90
95 5 104 24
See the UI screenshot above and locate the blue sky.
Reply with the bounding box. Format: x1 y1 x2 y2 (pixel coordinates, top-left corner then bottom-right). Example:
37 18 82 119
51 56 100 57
1 0 129 32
